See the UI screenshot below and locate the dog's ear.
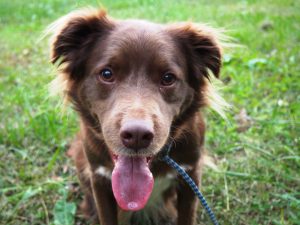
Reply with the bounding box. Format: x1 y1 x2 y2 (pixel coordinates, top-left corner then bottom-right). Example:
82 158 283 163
167 23 222 80
49 9 114 80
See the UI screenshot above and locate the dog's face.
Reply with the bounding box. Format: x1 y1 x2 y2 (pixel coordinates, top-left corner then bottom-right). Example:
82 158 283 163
84 20 193 158
50 9 222 211
51 10 221 157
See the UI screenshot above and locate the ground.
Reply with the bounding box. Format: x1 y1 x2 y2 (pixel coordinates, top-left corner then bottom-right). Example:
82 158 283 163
0 0 299 224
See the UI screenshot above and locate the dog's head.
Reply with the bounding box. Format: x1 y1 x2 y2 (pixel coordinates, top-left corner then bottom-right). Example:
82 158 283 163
49 9 223 211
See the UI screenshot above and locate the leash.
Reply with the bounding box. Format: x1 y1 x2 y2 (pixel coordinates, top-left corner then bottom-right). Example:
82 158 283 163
159 143 219 225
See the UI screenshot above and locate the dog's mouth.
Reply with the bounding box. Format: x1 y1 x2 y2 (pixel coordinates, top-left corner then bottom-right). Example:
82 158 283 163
111 154 154 211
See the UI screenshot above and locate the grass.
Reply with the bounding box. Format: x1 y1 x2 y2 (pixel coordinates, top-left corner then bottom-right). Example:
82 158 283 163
0 0 299 224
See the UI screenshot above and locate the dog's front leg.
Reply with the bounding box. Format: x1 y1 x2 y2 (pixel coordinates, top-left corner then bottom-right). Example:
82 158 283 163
91 174 118 225
176 169 199 225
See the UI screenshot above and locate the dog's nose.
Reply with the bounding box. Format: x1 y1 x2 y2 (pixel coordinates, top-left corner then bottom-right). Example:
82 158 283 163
120 120 154 150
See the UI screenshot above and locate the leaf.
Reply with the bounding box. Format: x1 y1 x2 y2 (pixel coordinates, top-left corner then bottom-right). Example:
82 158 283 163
53 199 76 225
223 54 233 64
234 108 253 132
10 147 28 159
247 58 267 69
21 187 42 200
9 187 42 217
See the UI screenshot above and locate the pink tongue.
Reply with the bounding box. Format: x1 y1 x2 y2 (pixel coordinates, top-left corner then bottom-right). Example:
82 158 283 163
112 155 154 211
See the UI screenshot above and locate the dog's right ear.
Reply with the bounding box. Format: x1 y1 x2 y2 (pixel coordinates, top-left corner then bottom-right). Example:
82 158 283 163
49 9 114 80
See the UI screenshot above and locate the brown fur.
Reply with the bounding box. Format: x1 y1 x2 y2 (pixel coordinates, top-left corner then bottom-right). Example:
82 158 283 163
49 8 224 225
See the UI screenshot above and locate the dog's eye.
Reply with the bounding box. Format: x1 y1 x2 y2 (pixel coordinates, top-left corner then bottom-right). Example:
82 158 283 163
161 73 176 86
98 68 114 83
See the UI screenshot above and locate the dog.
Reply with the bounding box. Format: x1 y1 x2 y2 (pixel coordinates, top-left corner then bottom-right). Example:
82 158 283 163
48 8 226 225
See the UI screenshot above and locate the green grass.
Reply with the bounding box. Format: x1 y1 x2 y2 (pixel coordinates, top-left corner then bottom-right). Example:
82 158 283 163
0 0 299 224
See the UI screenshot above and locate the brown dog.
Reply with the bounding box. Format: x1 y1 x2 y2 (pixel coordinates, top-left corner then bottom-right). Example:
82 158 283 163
49 8 225 225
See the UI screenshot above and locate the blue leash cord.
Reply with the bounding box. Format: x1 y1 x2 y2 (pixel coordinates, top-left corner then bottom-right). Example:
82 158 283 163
159 144 219 225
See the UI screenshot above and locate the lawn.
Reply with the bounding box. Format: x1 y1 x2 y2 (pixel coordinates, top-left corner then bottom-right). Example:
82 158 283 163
0 0 299 224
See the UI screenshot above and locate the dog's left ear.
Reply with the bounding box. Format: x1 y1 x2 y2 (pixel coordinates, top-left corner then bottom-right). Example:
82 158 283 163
167 23 222 80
